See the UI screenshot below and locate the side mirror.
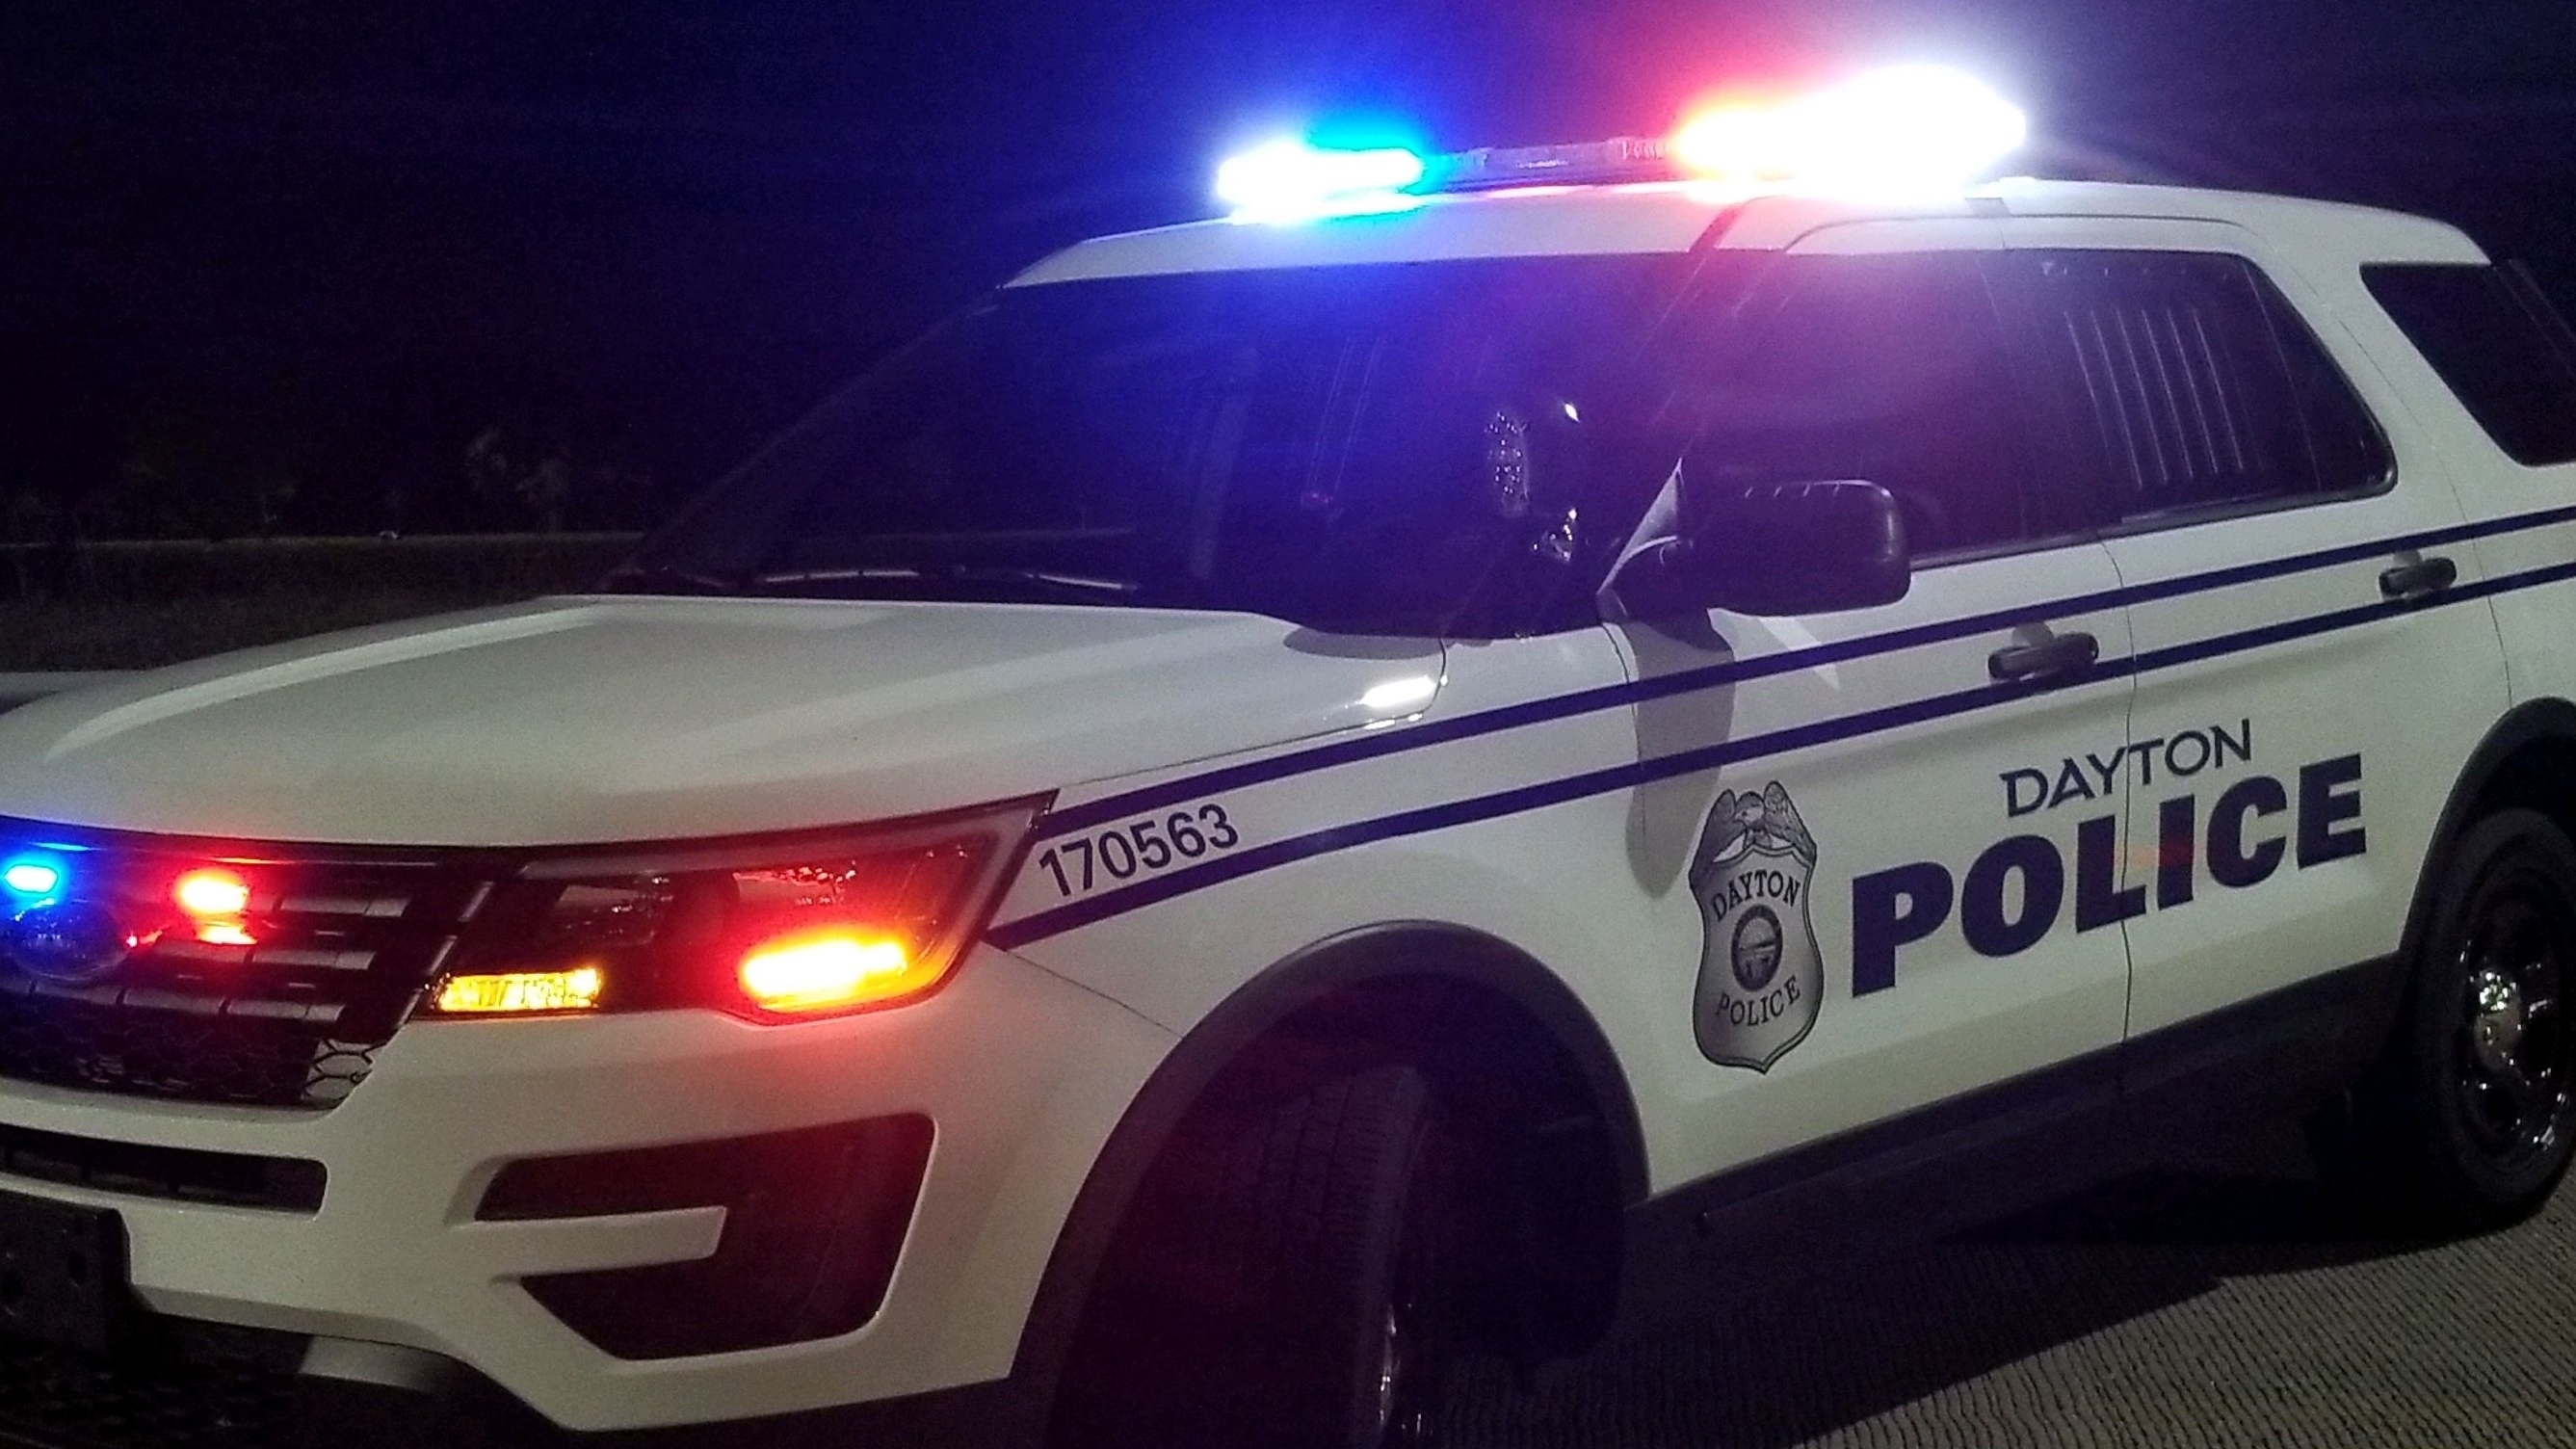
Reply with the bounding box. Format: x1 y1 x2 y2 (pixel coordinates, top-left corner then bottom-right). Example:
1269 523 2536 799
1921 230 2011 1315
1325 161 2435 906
1615 480 1911 619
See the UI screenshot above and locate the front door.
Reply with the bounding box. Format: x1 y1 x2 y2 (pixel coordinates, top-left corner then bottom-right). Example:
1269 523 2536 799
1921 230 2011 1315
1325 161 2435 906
1621 229 2141 1182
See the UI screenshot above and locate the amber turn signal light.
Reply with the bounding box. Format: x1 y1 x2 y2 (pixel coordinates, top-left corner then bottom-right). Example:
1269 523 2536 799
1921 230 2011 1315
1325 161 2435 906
434 965 606 1015
737 933 925 1015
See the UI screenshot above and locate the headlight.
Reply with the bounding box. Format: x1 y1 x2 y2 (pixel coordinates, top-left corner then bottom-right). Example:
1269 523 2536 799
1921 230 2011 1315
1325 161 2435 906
424 800 1040 1023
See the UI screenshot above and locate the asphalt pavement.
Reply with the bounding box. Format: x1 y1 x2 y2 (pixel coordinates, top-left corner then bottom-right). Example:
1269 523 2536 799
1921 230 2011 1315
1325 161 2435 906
1449 1125 2576 1449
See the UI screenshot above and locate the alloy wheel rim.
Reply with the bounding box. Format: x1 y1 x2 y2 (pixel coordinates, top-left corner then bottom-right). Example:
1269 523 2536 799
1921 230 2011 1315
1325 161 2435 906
2452 874 2576 1172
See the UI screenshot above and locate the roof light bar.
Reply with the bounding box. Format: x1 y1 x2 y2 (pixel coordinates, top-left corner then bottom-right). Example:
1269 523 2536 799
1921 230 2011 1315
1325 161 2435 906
1215 67 2026 217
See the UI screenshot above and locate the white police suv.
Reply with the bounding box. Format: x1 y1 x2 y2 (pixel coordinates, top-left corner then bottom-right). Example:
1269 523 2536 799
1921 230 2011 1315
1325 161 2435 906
5 66 2576 1449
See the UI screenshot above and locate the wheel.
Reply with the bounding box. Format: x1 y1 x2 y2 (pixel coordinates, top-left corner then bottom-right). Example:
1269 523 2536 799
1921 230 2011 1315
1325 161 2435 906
2366 808 2576 1227
1053 1060 1459 1449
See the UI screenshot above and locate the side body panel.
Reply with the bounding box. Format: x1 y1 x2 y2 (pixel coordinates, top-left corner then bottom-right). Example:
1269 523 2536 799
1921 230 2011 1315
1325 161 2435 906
996 565 2142 1199
996 223 2148 1198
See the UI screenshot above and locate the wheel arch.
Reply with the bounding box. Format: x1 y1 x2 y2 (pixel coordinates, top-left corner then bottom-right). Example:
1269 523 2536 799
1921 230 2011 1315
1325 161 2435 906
1011 920 1646 1407
2406 698 2576 966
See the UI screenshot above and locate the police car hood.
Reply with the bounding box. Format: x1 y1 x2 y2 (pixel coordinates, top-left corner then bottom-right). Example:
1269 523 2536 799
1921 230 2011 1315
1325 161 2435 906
0 596 1445 847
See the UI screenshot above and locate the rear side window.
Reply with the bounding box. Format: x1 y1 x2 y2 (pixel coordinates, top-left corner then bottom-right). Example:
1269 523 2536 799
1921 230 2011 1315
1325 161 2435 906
2364 263 2576 467
2017 251 2392 524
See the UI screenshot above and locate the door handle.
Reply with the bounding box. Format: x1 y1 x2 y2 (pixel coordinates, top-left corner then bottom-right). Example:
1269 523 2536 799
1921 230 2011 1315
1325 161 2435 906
2379 555 2458 599
1988 631 2100 683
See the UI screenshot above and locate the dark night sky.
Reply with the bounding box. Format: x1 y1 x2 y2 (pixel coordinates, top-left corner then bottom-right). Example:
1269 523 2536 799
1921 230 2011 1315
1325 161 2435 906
7 0 2576 536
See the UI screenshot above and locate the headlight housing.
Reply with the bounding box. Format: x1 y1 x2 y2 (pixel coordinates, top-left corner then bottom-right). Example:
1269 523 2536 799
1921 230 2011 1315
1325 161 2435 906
423 800 1040 1023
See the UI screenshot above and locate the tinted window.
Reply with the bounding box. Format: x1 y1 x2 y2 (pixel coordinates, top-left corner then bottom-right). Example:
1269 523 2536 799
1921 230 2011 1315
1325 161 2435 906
2365 263 2576 467
1672 253 2045 557
2019 251 2392 522
617 256 1708 637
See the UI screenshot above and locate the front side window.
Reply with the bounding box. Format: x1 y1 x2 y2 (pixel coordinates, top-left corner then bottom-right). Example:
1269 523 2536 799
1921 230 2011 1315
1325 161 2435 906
616 256 1713 638
1663 252 2051 559
2017 250 2392 523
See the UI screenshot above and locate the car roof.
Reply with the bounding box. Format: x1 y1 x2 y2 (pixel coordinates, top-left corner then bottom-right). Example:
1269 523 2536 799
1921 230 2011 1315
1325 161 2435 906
1007 177 2485 287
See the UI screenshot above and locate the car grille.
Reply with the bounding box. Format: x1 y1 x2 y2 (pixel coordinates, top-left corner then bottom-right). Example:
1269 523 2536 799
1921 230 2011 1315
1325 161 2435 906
0 1333 299 1449
0 832 491 1112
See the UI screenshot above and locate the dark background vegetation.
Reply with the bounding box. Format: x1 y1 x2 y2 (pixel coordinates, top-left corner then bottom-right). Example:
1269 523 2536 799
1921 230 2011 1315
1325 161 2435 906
2 1 2574 662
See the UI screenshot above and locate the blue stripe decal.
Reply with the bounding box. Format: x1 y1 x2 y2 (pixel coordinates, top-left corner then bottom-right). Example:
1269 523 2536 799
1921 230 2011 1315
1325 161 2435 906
1035 501 2576 841
991 668 2090 950
987 552 2576 951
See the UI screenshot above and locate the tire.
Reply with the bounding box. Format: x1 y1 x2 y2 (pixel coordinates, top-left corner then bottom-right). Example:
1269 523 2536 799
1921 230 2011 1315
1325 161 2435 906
1054 1060 1459 1449
2358 808 2576 1228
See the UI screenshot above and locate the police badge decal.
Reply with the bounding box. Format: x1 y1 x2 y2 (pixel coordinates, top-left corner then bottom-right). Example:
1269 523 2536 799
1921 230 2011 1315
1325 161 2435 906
1689 782 1824 1071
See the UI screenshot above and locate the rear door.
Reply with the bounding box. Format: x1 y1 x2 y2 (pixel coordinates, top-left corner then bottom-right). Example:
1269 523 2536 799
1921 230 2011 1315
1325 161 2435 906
1618 224 2140 1184
1994 222 2510 1067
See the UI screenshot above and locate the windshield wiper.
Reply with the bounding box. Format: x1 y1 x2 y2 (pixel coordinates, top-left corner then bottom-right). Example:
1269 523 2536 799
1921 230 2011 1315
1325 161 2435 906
596 563 744 596
749 564 1140 603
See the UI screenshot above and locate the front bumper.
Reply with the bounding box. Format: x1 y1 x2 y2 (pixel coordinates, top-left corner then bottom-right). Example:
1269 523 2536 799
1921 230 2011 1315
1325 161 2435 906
0 944 1173 1434
0 1314 1034 1449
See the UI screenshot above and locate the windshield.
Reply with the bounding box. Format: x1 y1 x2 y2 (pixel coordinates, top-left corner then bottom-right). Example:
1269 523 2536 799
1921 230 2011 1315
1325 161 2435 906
613 255 1711 636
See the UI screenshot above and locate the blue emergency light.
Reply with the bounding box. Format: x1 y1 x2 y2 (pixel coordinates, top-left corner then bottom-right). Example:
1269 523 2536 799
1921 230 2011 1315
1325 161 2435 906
2 856 65 901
